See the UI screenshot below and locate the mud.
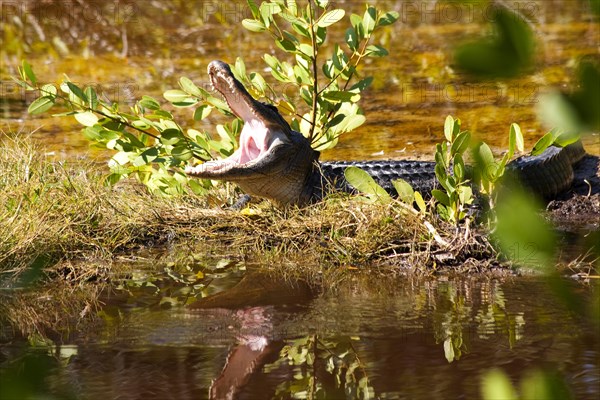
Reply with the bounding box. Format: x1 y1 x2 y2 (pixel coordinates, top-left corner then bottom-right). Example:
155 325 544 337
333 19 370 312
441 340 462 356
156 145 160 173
547 155 600 231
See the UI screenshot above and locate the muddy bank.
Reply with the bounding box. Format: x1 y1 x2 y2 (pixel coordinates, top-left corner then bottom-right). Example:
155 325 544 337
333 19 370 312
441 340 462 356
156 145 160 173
547 155 600 231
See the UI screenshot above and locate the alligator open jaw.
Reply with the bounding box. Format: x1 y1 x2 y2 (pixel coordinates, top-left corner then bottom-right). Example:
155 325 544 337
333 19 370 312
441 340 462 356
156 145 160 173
185 60 319 204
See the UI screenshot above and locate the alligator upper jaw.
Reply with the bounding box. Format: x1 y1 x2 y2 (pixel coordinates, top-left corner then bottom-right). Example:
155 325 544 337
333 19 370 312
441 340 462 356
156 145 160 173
185 60 294 181
184 61 322 206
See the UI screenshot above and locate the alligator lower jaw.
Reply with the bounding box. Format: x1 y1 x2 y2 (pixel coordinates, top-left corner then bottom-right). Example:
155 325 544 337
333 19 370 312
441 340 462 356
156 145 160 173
186 129 319 206
184 135 290 181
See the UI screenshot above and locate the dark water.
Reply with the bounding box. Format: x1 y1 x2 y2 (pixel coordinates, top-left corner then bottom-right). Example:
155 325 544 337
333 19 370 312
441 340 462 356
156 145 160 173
1 268 599 399
1 1 599 399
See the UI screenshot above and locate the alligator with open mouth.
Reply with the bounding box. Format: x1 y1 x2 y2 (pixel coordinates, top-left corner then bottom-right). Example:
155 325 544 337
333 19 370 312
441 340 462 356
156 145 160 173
185 60 587 206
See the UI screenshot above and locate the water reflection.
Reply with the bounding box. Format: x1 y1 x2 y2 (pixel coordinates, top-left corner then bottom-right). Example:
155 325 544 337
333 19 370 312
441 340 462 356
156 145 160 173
3 271 596 399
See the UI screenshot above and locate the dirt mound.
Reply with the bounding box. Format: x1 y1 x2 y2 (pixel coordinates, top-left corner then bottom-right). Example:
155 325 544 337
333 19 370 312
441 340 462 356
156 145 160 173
547 155 600 231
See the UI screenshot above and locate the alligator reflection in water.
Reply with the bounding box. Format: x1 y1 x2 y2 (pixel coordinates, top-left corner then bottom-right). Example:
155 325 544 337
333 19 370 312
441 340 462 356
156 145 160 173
189 271 315 399
2 272 597 399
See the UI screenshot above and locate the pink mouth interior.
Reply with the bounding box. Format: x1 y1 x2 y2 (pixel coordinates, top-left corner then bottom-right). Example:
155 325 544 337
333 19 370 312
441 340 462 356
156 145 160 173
209 72 271 168
224 120 269 166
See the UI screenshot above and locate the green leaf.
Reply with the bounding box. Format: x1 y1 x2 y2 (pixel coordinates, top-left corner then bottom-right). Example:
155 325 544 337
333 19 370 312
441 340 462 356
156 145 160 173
160 129 183 145
344 166 391 203
66 82 88 103
437 204 451 222
28 96 55 114
443 115 455 142
250 72 267 94
206 96 229 111
435 145 448 169
363 6 376 34
179 77 204 98
259 1 281 25
432 189 450 206
85 86 99 109
453 6 534 78
291 21 310 38
242 19 267 32
263 54 281 70
553 131 581 147
193 105 212 121
508 123 524 156
392 179 414 204
538 90 584 135
74 111 99 127
322 90 360 103
493 189 556 269
104 173 125 186
132 119 152 130
453 159 464 181
276 38 297 52
341 114 366 132
474 142 497 180
163 89 190 102
315 26 327 46
378 11 399 26
11 75 34 90
414 191 426 213
450 131 471 156
350 14 365 40
188 179 208 195
531 131 556 156
172 145 193 161
40 84 57 97
458 186 473 205
133 147 159 167
139 95 160 110
345 27 359 51
297 43 314 58
122 131 146 148
247 0 260 19
317 9 345 28
22 60 37 85
365 45 388 57
324 114 345 129
349 77 373 92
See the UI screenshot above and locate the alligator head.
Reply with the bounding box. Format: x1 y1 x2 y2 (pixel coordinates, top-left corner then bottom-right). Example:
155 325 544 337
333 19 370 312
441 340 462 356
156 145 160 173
185 60 319 205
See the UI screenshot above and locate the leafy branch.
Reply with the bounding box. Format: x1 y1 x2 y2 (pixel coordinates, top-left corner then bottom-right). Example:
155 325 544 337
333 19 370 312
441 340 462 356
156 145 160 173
240 0 398 150
14 60 238 196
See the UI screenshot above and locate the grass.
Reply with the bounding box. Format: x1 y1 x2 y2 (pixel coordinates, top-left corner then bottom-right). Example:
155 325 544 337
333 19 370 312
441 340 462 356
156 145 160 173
0 134 195 282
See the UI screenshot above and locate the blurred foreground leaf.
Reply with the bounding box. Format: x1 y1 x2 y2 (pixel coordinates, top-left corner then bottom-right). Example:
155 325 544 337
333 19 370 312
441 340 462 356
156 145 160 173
539 60 600 133
481 369 518 400
493 188 556 269
481 368 572 400
454 5 534 78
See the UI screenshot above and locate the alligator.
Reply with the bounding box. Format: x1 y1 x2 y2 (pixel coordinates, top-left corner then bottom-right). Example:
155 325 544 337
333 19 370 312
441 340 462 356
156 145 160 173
185 60 587 206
